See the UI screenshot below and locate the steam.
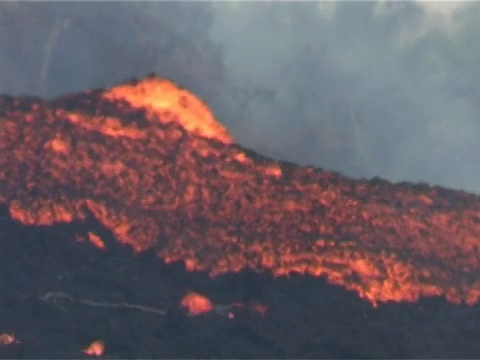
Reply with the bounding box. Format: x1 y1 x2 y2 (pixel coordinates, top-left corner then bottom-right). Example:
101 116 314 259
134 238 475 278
1 1 479 193
210 1 480 193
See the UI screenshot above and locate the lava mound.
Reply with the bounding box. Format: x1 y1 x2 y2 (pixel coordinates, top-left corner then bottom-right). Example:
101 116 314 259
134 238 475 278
2 75 480 306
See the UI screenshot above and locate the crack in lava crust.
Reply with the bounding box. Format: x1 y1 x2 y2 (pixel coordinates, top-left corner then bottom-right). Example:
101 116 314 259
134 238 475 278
2 76 480 306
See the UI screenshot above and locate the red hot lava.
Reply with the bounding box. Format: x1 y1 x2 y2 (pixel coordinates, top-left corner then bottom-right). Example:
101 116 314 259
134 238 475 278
2 75 480 306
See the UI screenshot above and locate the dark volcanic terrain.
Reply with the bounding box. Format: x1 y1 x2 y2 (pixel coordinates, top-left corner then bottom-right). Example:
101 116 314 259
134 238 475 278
1 211 480 358
2 76 480 357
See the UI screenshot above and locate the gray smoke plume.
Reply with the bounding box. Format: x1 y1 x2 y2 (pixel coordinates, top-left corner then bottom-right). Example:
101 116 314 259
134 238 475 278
210 1 480 193
1 1 479 193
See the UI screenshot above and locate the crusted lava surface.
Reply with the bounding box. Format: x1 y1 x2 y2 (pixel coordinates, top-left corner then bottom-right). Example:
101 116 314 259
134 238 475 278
2 211 480 358
2 76 480 306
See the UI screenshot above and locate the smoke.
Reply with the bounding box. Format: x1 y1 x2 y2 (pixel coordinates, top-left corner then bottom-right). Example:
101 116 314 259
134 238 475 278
209 1 480 193
1 1 480 193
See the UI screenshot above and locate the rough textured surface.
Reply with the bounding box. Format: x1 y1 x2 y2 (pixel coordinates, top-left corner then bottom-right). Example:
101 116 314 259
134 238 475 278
1 214 480 358
2 76 480 309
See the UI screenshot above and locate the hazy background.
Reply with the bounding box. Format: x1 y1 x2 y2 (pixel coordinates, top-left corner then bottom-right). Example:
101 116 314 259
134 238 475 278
1 1 479 193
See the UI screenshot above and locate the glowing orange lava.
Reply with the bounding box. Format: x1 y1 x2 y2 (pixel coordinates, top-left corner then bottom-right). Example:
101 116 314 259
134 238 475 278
2 76 480 306
0 333 17 346
83 340 105 357
180 292 214 315
87 232 106 250
102 76 233 144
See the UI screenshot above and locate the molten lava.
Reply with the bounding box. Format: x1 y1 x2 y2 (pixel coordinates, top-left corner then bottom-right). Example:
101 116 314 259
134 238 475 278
102 77 233 144
83 340 105 357
2 75 480 306
180 292 214 316
0 333 17 347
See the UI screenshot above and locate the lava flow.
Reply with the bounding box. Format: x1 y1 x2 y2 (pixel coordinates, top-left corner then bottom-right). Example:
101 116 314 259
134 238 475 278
2 75 480 306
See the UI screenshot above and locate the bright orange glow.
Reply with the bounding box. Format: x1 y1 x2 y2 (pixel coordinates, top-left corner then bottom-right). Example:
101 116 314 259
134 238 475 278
0 333 17 346
87 232 106 250
102 77 233 144
83 340 105 357
180 292 214 316
4 75 480 307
